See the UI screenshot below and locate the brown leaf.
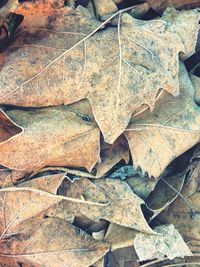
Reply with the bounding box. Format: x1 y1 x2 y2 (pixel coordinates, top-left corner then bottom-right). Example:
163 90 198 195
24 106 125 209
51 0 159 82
47 177 155 233
0 215 109 267
17 173 65 194
0 5 199 142
134 224 192 261
0 101 100 172
95 135 129 177
125 62 200 177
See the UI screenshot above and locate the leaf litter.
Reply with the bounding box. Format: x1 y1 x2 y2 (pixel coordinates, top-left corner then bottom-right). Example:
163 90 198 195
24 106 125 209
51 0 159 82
0 0 200 266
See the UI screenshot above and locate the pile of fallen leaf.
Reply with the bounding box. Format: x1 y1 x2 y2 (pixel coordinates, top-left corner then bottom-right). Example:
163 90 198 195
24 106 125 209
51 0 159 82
0 0 200 266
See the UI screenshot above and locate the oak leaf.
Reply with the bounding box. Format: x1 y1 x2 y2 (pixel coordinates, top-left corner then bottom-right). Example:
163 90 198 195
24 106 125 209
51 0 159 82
0 215 109 267
0 4 199 142
46 177 155 233
0 102 100 172
125 62 200 177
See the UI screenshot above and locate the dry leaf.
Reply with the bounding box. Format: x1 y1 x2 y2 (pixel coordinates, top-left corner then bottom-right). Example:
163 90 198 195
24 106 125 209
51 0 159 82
95 135 129 177
125 62 200 177
92 0 118 17
0 215 109 267
50 177 155 233
0 102 100 171
0 5 199 143
134 224 192 261
0 169 27 188
17 173 65 194
105 223 138 250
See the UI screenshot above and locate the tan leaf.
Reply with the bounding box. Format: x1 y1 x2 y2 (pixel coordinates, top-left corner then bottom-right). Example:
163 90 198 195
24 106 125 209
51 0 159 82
0 169 26 188
125 62 200 177
0 186 111 239
134 224 192 261
0 4 199 143
92 0 118 17
95 135 129 177
17 173 65 194
0 215 109 267
47 177 154 233
0 101 100 172
105 223 138 250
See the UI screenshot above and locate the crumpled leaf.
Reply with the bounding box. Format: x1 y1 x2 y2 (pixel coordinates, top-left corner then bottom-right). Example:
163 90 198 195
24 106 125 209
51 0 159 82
145 173 185 217
105 223 138 250
0 4 199 143
125 62 200 177
0 101 100 171
47 177 155 233
0 215 109 267
134 224 192 261
17 173 65 194
95 135 129 177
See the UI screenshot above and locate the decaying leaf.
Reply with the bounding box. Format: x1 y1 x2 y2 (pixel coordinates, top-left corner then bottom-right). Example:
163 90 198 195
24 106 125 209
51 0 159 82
95 135 129 177
50 177 155 233
134 224 192 261
0 3 199 142
0 215 109 267
0 101 100 171
125 62 200 177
